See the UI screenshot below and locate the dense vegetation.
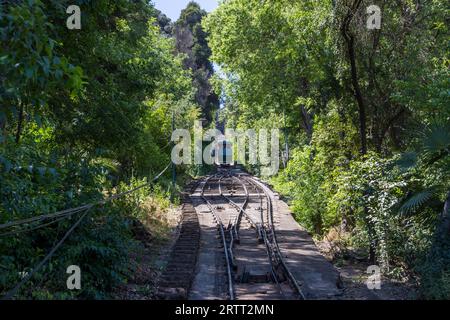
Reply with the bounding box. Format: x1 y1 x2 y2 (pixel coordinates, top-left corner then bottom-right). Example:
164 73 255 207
1 0 448 300
204 0 449 298
0 0 202 299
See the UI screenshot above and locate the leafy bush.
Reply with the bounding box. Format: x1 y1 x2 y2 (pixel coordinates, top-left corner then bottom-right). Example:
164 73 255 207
0 134 136 299
272 119 450 298
0 140 180 299
0 0 200 299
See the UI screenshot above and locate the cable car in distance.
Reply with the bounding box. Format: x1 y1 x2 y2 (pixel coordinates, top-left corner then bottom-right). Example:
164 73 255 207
213 137 233 167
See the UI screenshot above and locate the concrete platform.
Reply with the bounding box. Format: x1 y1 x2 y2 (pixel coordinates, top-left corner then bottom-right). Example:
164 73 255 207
273 193 343 299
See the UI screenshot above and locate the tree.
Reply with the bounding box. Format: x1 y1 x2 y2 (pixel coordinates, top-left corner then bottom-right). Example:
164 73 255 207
175 1 219 124
0 0 200 299
205 0 450 286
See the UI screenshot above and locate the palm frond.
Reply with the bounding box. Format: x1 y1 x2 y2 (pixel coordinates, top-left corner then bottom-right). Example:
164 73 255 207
91 157 120 174
395 152 418 171
400 189 435 215
421 123 450 158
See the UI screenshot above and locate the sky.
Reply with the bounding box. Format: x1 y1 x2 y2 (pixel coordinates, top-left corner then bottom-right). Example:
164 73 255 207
152 0 220 22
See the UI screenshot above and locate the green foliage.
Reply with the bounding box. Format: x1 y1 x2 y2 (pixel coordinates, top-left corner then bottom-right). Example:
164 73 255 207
1 0 199 299
206 0 450 298
273 146 327 234
421 122 450 162
400 190 436 215
0 0 83 128
418 236 450 300
0 135 132 299
1 0 448 300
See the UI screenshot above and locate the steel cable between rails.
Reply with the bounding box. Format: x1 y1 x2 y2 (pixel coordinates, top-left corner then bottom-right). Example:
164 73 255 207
0 164 171 300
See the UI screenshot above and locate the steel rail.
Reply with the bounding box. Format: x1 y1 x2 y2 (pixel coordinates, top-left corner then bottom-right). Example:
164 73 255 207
245 176 306 300
220 176 255 228
218 175 249 238
217 175 247 272
217 175 237 267
231 174 286 298
200 175 235 300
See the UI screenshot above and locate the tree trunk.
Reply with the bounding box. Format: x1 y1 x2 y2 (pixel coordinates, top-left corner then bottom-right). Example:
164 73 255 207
15 103 24 144
439 191 450 238
349 39 367 154
347 35 367 155
0 112 6 139
300 105 313 141
341 3 367 155
373 108 406 153
341 0 375 263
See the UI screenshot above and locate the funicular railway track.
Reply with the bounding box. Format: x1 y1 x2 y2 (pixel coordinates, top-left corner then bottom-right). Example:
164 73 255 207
198 170 306 300
200 175 235 299
159 168 340 300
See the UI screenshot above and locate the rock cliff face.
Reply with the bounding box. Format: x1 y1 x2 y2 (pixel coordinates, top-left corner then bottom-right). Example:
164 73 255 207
174 2 219 125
